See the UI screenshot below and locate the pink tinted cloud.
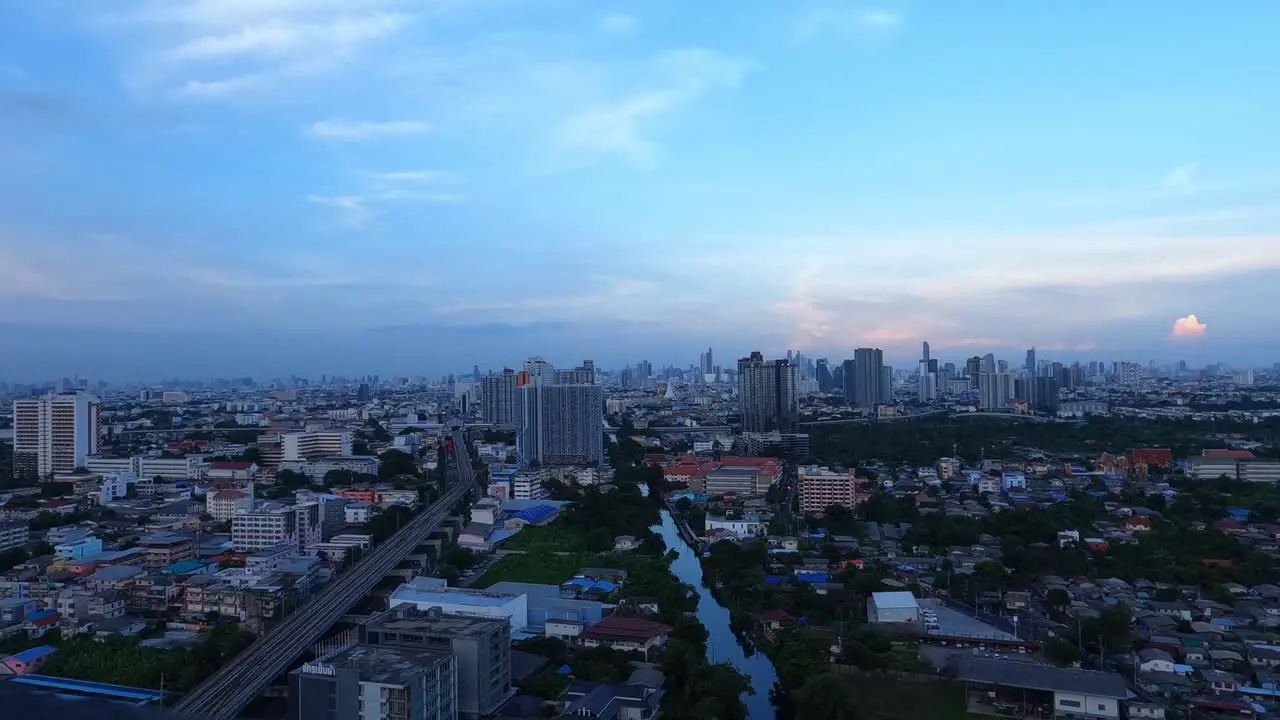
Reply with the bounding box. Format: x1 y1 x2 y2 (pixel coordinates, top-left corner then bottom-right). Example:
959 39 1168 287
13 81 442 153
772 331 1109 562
1170 314 1207 339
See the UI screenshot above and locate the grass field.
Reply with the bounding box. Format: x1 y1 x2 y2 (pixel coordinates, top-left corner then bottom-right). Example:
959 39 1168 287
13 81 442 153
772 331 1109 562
499 524 592 552
844 675 970 720
472 551 599 588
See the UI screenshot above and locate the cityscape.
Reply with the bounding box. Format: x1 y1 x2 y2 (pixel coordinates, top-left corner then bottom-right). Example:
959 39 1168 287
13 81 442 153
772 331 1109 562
5 0 1280 719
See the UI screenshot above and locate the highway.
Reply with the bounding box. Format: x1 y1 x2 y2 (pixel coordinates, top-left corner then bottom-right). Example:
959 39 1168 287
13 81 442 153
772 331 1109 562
175 429 478 719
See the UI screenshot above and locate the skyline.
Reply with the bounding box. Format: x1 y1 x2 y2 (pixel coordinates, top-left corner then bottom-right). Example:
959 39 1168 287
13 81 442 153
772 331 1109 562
3 1 1280 378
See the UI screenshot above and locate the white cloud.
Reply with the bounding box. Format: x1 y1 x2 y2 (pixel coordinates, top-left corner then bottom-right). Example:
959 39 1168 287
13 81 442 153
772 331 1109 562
599 14 638 38
856 9 902 29
1170 314 1207 339
792 5 904 43
373 170 458 183
551 49 749 169
1162 162 1199 191
307 194 371 228
306 119 429 140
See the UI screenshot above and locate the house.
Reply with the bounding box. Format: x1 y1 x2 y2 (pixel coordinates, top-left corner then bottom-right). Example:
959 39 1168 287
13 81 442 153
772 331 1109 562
1125 701 1166 720
1125 516 1152 532
560 667 664 720
91 615 148 639
951 655 1128 720
0 646 56 676
580 616 672 660
612 536 640 552
1138 648 1177 674
1201 669 1240 693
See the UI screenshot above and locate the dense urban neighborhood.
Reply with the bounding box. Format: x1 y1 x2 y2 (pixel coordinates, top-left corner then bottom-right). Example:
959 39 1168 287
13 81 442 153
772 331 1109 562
0 354 1278 719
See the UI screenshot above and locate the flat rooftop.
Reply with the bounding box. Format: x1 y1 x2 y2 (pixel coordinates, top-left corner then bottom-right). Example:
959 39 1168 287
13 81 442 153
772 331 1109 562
372 606 508 637
323 644 452 686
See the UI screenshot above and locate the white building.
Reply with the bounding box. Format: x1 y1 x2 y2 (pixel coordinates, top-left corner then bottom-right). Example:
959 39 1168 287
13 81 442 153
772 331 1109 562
97 472 137 505
140 456 207 481
207 487 255 522
344 503 373 524
12 392 101 479
388 578 530 632
282 431 354 462
704 516 767 538
867 591 920 624
231 502 323 552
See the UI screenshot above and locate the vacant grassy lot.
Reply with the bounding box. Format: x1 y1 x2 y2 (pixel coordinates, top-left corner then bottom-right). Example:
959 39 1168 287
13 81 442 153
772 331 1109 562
844 675 970 720
473 551 598 588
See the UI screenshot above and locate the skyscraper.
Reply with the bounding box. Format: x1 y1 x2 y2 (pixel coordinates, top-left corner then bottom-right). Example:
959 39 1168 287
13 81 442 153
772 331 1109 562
1024 347 1036 375
922 341 931 363
516 383 604 467
852 348 885 408
978 373 1013 410
981 353 996 374
918 361 937 402
965 356 982 389
815 359 833 392
13 391 101 480
699 347 714 383
481 370 519 425
553 361 595 385
737 352 799 433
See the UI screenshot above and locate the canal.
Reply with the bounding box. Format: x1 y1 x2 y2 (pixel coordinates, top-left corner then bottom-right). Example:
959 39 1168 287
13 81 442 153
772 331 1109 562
655 508 778 719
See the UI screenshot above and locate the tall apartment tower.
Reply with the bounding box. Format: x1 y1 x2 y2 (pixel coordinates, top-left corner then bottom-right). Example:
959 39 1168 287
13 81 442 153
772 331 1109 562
851 348 885 408
13 392 101 480
516 383 604 467
553 361 596 385
978 372 1014 411
1025 347 1037 375
736 352 799 433
480 370 519 425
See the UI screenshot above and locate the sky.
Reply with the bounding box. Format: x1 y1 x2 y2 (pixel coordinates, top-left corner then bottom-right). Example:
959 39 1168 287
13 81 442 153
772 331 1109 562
2 0 1280 380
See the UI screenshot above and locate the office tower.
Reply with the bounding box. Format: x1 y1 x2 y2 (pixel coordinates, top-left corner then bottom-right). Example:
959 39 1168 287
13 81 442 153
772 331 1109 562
1034 376 1061 413
815 359 833 392
516 383 604 467
978 373 1013 410
981 353 996 374
737 352 799 433
831 363 844 393
851 348 885 407
881 365 893 402
997 360 1009 373
13 391 101 480
356 383 371 401
1025 348 1036 375
286 644 457 720
553 361 595 385
918 361 937 402
473 364 481 382
363 605 511 718
522 356 554 383
965 356 982 389
699 347 714 383
480 370 519 425
840 359 855 403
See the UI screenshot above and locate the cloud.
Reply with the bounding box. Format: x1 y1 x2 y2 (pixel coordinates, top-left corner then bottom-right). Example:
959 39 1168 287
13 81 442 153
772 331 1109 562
306 119 429 140
599 14 638 38
1170 314 1207 339
373 170 459 183
551 49 750 169
1162 162 1199 191
792 5 904 43
307 194 371 228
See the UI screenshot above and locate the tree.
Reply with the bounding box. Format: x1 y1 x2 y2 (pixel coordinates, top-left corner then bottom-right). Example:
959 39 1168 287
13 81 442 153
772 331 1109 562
793 673 860 720
240 446 263 465
378 449 418 479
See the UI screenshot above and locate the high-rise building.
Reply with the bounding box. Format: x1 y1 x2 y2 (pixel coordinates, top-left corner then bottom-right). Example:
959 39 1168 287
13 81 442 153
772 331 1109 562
922 341 931 363
286 644 458 720
1025 347 1036 375
12 391 101 480
522 356 554 382
516 383 604 467
481 370 519 425
699 347 714 383
918 361 936 402
363 605 511 718
981 353 996 374
815 359 833 392
978 373 1014 411
851 348 885 408
553 361 595 385
737 352 799 433
965 357 982 389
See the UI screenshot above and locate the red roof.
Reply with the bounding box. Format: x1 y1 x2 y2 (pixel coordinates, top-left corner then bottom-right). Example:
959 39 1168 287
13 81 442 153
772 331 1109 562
211 489 248 500
1130 448 1173 466
582 615 672 642
210 462 253 471
1203 449 1255 459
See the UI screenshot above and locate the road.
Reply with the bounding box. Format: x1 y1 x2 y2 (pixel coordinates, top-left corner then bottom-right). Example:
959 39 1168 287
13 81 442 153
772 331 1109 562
175 428 478 719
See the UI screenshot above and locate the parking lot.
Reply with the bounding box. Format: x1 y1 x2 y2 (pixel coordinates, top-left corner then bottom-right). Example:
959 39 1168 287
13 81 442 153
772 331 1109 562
919 599 1019 641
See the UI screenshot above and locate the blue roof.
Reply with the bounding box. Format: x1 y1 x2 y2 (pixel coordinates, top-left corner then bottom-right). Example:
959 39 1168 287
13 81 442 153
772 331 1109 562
512 504 557 523
795 572 830 583
7 645 56 663
764 576 787 584
27 609 57 621
11 674 164 701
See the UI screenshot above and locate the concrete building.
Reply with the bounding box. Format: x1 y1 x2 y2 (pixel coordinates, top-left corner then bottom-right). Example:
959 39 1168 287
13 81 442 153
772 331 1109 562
979 372 1014 411
281 431 353 462
287 644 458 720
0 522 27 552
12 392 101 480
364 605 511 719
388 579 529 633
868 591 920 624
1239 460 1280 484
480 370 520 426
137 533 196 568
737 351 799 433
231 502 323 552
951 655 1128 720
516 383 604 467
798 465 866 515
206 487 254 521
848 348 886 408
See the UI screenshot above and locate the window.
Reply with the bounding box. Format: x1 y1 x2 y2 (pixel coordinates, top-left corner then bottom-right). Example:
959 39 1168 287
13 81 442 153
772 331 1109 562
1097 704 1106 711
1058 699 1081 708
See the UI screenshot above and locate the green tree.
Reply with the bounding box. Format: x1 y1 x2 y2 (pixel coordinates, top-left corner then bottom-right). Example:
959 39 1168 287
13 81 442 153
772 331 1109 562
378 449 419 479
793 673 860 720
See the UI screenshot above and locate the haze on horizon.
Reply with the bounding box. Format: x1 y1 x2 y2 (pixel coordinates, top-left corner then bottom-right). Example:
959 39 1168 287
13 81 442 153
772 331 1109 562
2 1 1279 381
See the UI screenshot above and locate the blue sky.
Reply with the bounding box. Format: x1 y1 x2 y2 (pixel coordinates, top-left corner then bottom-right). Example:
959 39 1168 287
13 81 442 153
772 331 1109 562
2 0 1279 379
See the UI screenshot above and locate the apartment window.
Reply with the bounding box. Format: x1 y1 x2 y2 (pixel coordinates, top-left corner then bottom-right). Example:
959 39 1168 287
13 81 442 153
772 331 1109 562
1058 699 1081 708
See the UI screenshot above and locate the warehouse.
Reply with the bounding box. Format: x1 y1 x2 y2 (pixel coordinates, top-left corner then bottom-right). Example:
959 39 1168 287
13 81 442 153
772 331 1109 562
867 591 920 625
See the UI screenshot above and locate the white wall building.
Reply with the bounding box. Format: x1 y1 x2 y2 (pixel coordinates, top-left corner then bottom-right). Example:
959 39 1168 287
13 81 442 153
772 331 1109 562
282 431 354 462
231 502 322 552
97 472 137 505
704 516 767 538
798 465 864 514
388 578 530 632
867 591 921 624
207 487 255 522
13 392 101 479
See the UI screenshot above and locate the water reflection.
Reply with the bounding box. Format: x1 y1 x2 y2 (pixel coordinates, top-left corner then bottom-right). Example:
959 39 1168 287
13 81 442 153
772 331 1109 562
655 509 778 719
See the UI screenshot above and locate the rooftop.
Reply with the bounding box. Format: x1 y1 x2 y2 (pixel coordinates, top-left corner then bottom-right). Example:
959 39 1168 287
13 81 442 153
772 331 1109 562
372 604 510 637
950 656 1128 698
871 591 920 609
309 644 453 686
